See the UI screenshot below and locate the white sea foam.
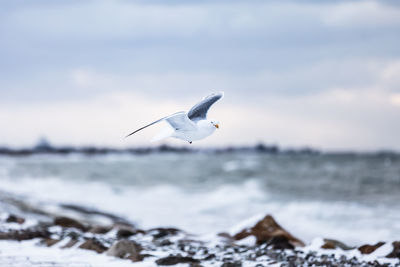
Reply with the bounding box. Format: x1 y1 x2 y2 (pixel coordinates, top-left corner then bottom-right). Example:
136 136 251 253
1 173 400 246
222 157 259 172
0 239 154 267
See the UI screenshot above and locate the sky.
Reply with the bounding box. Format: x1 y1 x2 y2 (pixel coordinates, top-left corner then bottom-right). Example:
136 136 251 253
0 0 400 150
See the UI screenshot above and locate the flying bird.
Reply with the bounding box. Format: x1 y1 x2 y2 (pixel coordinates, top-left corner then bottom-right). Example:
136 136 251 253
125 92 224 144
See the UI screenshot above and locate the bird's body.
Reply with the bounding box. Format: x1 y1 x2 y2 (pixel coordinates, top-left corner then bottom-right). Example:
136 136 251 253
172 119 217 142
126 92 224 143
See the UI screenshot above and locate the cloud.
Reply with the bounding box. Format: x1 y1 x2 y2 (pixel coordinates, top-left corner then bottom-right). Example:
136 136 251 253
2 57 394 102
390 94 400 106
380 60 400 91
322 1 400 27
0 0 400 150
0 91 179 147
1 79 399 150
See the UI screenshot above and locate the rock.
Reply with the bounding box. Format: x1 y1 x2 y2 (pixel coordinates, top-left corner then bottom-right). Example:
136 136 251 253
0 229 50 241
218 232 233 239
78 238 108 253
6 214 25 224
66 231 81 240
61 238 79 249
321 241 336 249
321 239 354 250
221 261 242 267
233 215 305 248
358 242 385 254
54 216 87 232
115 227 145 239
155 255 200 266
41 238 60 247
60 203 133 226
88 225 111 234
267 236 295 250
116 228 135 238
113 223 145 238
386 241 400 259
217 234 236 246
148 228 181 239
202 253 216 261
106 240 142 262
158 239 173 246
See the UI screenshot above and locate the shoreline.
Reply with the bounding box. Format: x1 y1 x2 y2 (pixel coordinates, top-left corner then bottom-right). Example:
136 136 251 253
1 194 399 266
1 143 399 157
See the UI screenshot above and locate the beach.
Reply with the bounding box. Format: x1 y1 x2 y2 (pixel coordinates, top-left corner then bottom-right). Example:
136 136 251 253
1 151 399 266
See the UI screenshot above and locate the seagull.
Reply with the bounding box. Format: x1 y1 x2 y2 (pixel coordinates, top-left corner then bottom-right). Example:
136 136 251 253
125 92 224 144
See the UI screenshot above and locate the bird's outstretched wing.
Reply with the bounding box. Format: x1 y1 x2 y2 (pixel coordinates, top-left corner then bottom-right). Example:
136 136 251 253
165 112 197 131
187 92 224 122
125 111 196 138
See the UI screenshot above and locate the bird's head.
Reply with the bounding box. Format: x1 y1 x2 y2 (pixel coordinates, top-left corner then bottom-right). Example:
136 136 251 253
210 120 220 129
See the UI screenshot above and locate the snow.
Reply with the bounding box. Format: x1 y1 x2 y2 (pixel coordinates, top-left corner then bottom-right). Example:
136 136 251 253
0 239 133 267
0 234 399 266
227 213 264 237
301 238 399 266
0 239 195 267
235 235 256 246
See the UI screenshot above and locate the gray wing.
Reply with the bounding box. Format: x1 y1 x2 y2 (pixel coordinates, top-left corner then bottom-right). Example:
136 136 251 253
187 92 224 122
165 112 197 131
125 112 195 138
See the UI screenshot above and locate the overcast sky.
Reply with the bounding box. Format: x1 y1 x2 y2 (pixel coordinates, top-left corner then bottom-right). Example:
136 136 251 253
1 0 400 150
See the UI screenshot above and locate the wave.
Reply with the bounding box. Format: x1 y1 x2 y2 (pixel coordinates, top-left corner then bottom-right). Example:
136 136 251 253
1 174 399 245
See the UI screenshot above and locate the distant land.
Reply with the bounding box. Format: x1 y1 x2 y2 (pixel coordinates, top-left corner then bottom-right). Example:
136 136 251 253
0 138 398 156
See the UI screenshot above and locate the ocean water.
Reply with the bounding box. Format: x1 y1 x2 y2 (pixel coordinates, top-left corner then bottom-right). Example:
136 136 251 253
0 152 399 245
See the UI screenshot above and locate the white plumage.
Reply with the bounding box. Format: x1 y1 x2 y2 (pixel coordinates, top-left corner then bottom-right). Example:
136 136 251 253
126 92 224 144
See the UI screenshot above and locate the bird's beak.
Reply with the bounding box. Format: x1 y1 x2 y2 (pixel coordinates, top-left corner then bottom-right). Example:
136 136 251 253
215 124 219 129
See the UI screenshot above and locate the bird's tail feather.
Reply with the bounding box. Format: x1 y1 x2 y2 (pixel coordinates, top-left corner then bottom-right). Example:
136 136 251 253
151 127 174 142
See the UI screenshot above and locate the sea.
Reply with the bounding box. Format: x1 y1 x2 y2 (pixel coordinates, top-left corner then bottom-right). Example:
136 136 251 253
0 151 399 246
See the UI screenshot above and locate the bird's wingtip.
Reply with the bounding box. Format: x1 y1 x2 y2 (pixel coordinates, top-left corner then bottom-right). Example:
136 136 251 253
124 133 133 139
204 91 224 100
